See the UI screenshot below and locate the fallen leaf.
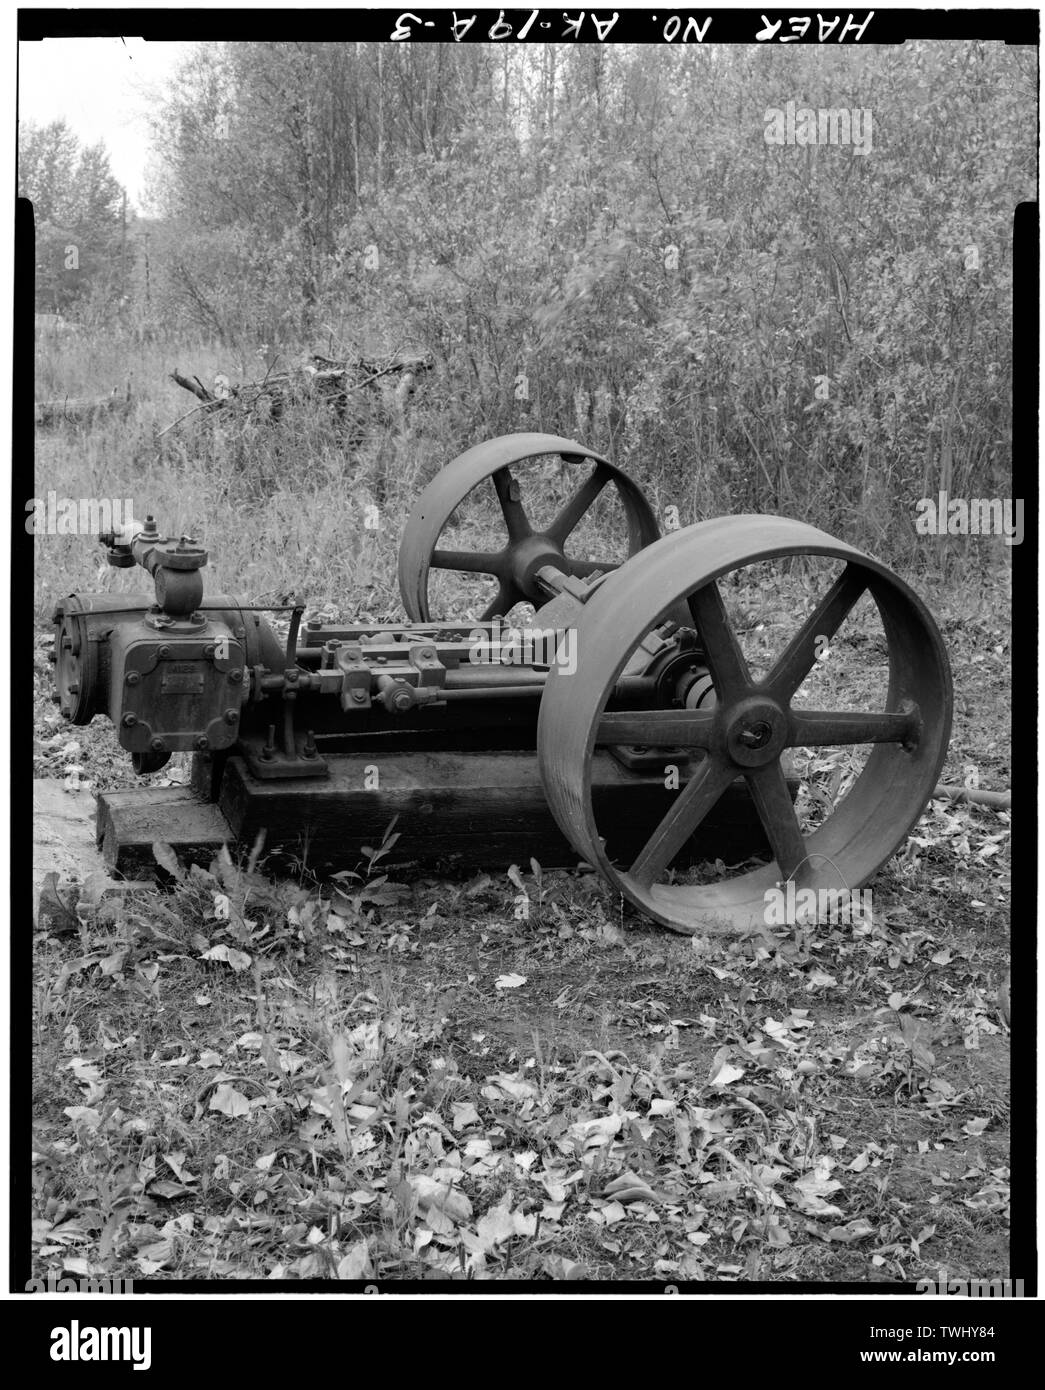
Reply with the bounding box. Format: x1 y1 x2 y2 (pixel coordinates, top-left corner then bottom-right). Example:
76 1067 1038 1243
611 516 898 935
148 1179 195 1200
709 1061 745 1087
408 1174 473 1224
567 1113 623 1148
62 1106 101 1128
201 944 252 972
98 949 128 977
827 1219 875 1243
451 1101 480 1131
209 1083 251 1118
152 843 185 881
336 1239 374 1279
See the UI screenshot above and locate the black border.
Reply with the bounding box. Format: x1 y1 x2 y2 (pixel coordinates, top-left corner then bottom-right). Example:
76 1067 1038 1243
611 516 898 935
14 8 1042 44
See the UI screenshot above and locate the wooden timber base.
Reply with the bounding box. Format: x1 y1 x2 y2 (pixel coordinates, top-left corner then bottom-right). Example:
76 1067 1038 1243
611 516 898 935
218 751 778 875
97 787 233 877
96 752 786 879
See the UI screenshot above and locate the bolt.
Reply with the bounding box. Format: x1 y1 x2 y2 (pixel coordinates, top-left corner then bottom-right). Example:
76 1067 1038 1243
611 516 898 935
228 669 244 684
739 722 771 748
151 737 166 753
158 645 170 659
224 709 239 725
122 713 137 727
351 689 367 703
203 643 216 658
195 736 210 751
125 670 141 685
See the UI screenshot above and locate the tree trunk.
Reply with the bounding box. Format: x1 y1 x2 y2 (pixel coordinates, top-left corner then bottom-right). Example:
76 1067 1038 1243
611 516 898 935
377 46 384 199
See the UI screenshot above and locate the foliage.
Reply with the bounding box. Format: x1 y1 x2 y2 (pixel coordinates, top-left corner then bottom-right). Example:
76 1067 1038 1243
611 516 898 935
30 785 1010 1282
20 118 128 313
122 40 1034 554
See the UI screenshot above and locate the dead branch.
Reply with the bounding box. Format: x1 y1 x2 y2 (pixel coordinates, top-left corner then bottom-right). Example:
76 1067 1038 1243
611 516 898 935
933 784 1011 810
170 369 215 403
161 349 432 436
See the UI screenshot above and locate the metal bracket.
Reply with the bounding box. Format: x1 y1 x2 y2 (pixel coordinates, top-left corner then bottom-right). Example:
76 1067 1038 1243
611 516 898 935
240 733 330 780
608 745 697 773
336 644 372 712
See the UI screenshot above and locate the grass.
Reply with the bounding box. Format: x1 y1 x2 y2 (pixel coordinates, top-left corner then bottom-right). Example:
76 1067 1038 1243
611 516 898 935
30 329 1011 1284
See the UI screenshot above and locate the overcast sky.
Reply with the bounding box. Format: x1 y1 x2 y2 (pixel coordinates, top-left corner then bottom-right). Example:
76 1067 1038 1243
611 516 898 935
18 37 198 212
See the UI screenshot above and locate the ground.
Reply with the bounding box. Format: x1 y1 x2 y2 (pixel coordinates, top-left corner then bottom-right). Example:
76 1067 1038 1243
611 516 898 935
30 563 1011 1284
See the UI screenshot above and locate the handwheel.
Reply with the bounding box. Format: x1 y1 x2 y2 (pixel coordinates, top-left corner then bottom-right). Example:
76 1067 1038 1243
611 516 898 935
398 433 661 622
537 516 953 935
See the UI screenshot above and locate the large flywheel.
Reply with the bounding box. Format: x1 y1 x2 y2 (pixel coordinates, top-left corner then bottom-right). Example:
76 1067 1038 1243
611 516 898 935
537 517 953 934
398 433 661 622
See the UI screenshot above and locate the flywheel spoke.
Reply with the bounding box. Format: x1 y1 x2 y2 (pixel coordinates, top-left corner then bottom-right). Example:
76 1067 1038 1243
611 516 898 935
546 464 612 545
629 756 736 886
788 706 919 747
431 548 504 576
491 468 532 542
687 581 750 701
744 761 807 884
764 565 866 699
479 580 521 622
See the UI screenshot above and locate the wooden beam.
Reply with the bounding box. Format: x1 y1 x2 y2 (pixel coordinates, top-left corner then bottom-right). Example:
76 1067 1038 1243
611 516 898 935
96 788 233 877
218 751 778 874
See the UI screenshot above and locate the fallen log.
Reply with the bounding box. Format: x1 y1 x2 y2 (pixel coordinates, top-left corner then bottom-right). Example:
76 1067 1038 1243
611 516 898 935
932 784 1011 810
36 391 130 427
